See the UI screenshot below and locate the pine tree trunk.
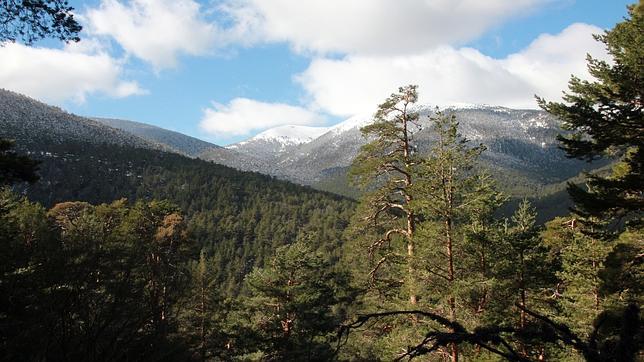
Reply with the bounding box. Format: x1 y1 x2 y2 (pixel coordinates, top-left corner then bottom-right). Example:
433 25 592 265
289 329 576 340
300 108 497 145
402 107 417 306
200 279 206 361
519 251 526 330
445 216 458 362
407 210 417 305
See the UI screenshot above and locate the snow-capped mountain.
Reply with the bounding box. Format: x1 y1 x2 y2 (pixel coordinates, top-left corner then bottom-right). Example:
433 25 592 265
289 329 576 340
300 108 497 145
224 105 601 193
237 125 331 146
227 125 331 164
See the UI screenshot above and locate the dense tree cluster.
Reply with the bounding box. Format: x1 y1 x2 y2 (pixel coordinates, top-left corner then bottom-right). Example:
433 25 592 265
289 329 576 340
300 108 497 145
0 138 39 186
337 4 642 360
0 183 353 360
538 1 643 228
0 1 641 361
0 194 192 359
12 141 355 293
340 82 640 361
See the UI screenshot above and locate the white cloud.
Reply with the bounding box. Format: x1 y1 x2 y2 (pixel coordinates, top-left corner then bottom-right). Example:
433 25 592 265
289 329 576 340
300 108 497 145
296 23 608 116
503 23 606 101
222 0 552 55
199 98 325 136
0 41 145 103
84 0 217 70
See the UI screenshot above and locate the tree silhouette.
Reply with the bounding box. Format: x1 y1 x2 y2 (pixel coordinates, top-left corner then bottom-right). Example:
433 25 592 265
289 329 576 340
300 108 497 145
1 0 82 44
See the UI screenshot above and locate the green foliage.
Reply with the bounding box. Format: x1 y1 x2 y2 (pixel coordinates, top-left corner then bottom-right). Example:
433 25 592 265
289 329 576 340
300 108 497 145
347 84 421 307
2 4 643 355
344 86 439 359
0 194 194 360
346 88 511 360
412 112 506 360
537 1 644 228
542 216 642 340
14 141 354 296
232 241 349 361
532 4 644 358
178 250 231 361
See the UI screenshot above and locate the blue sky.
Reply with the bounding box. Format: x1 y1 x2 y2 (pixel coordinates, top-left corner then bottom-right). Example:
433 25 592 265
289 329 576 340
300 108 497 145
0 0 634 145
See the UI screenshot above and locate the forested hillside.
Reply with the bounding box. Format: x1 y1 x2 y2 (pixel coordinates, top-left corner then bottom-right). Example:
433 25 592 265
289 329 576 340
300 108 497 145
94 117 223 157
0 1 641 361
0 89 160 150
14 140 354 293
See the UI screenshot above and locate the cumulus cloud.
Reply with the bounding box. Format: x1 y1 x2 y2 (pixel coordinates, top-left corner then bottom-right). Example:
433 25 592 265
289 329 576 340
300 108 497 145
221 0 551 55
199 98 325 136
296 23 608 116
84 0 217 69
0 41 145 103
503 23 606 101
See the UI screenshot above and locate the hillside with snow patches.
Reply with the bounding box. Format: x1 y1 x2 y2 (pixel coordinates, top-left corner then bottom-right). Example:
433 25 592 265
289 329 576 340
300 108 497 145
227 125 331 164
0 89 600 200
221 105 600 193
0 89 161 151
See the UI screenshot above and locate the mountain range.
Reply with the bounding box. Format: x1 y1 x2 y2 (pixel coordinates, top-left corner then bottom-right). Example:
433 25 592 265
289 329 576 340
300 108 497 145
220 105 602 199
0 88 603 211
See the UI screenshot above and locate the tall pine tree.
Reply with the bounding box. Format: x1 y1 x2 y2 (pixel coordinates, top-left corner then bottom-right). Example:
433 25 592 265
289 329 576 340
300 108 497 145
537 1 643 228
349 85 422 306
413 111 504 361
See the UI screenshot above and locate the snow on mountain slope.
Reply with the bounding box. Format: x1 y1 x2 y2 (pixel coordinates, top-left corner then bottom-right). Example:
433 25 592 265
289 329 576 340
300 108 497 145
0 89 162 151
226 125 331 169
0 87 598 197
327 113 373 134
227 125 329 149
94 117 223 157
226 105 600 188
246 125 330 145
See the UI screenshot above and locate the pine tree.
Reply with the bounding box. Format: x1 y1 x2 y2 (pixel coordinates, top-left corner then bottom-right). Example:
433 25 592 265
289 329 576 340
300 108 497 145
413 111 504 361
504 200 551 330
488 200 557 358
235 241 346 361
346 93 508 360
179 250 228 361
119 200 190 341
1 0 82 44
536 4 643 356
542 216 615 338
349 84 422 306
537 1 643 228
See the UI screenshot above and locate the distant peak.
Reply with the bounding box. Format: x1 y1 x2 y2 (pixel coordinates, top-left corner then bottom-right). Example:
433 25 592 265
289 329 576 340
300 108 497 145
329 113 374 133
238 125 331 147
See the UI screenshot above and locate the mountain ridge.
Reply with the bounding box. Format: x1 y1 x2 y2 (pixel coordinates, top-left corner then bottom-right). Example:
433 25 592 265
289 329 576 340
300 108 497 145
93 117 223 157
223 106 600 191
0 89 164 151
0 88 603 205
